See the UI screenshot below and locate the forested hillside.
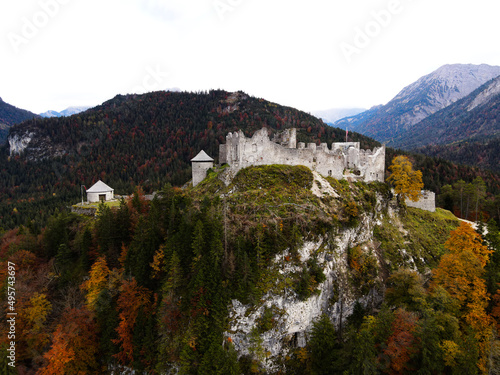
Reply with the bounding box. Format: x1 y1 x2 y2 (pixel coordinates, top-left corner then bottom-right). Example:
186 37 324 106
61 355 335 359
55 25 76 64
0 90 378 231
1 165 499 374
0 98 38 145
2 90 500 231
415 139 500 174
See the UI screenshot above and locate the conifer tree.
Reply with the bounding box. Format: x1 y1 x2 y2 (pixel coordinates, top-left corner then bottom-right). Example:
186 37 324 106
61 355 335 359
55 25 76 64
309 314 339 375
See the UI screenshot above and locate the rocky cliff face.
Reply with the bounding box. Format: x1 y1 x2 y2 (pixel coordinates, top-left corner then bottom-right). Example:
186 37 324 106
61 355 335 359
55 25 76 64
0 97 38 144
467 74 500 112
205 166 459 372
8 126 66 161
8 131 34 156
226 218 386 372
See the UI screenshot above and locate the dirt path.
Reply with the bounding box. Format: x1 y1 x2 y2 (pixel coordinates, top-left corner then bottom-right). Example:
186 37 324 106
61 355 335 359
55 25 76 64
458 218 488 236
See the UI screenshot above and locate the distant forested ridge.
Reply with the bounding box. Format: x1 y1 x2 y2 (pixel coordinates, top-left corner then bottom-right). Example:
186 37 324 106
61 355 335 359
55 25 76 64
1 90 500 230
0 90 377 230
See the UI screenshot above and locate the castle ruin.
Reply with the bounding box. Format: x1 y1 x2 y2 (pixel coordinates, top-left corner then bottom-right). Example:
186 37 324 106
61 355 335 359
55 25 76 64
192 128 385 186
406 190 436 212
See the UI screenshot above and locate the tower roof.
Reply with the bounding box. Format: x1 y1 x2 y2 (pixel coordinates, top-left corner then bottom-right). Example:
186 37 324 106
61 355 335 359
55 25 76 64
191 150 214 162
86 180 114 193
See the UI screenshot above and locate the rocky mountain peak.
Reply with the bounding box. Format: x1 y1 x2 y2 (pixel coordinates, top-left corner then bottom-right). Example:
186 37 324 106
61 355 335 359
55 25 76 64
334 63 500 142
467 74 500 112
393 63 500 111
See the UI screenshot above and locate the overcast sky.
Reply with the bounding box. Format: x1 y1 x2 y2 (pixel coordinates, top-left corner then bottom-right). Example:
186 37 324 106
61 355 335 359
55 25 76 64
1 0 500 114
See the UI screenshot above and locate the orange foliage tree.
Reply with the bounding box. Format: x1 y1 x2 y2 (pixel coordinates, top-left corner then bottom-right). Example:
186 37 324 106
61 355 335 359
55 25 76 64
39 307 99 375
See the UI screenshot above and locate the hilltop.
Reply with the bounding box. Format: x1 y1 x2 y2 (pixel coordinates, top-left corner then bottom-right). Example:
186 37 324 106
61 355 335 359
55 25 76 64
0 90 378 230
1 89 500 231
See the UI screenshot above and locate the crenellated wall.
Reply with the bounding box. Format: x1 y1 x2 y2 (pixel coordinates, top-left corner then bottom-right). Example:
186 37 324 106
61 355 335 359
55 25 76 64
218 128 385 184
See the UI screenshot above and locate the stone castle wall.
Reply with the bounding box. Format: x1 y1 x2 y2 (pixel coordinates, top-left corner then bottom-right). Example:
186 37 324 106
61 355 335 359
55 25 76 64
406 190 436 212
219 128 385 184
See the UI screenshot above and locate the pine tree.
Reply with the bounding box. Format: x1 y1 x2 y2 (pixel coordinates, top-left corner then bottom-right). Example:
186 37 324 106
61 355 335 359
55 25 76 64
309 314 339 375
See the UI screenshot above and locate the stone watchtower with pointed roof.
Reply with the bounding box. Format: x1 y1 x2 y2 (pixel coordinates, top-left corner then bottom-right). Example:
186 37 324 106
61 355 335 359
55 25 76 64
191 150 214 187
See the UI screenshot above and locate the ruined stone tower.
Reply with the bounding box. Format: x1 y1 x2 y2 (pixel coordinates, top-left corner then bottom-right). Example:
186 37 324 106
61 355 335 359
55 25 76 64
191 150 214 187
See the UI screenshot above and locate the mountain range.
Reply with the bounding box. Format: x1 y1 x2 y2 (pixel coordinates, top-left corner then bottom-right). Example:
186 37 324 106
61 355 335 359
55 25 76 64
3 63 500 172
391 74 500 141
311 107 365 124
335 64 500 137
39 106 92 118
334 63 500 171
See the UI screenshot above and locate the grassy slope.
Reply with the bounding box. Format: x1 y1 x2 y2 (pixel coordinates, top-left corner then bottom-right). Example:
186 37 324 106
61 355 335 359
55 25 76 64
374 207 459 274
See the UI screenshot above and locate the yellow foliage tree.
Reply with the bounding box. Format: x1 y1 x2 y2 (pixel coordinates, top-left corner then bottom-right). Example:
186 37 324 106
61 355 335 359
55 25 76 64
25 292 52 332
431 222 493 373
150 246 166 279
387 155 424 202
19 292 52 358
80 256 110 310
440 340 461 367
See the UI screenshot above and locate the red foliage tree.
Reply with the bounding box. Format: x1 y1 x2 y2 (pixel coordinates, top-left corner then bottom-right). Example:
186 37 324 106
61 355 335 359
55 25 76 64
113 278 152 366
382 309 419 374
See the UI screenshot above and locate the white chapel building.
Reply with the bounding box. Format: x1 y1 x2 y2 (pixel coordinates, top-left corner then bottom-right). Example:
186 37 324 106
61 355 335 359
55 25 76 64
86 180 114 203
